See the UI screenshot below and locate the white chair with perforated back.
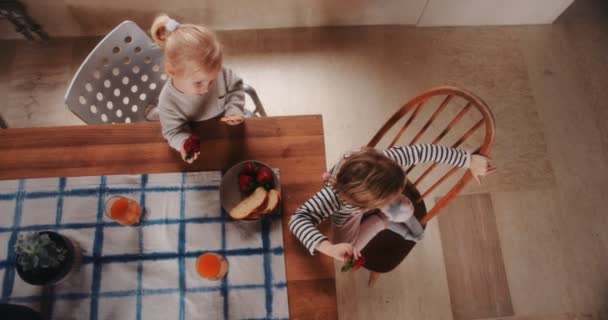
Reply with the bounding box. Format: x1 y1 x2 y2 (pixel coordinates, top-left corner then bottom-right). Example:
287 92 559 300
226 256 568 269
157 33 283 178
65 21 266 125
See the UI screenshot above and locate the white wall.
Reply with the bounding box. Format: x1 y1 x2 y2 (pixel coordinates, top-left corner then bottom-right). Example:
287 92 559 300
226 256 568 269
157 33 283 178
417 0 575 26
0 0 428 38
0 0 576 39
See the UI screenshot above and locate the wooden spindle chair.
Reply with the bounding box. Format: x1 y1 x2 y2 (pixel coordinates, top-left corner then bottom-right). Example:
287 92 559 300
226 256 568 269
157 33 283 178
361 86 495 286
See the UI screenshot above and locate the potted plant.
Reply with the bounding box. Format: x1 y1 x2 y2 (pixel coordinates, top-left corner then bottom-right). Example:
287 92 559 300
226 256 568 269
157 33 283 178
14 231 81 285
0 303 43 320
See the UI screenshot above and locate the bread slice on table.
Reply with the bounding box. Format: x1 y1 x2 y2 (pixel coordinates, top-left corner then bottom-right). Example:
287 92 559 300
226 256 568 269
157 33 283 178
261 189 281 214
246 196 269 220
230 187 268 220
246 208 264 220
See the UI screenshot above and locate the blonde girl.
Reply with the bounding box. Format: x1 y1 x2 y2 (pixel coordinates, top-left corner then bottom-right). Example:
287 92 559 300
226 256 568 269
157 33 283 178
150 14 245 163
288 144 492 261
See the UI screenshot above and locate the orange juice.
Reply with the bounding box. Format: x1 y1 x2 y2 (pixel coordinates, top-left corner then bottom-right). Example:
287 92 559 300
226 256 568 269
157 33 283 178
106 196 142 225
196 253 228 281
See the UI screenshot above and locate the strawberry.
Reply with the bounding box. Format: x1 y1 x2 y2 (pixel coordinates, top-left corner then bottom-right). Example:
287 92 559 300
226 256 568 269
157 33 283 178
353 256 366 270
243 162 256 174
183 135 201 161
238 173 256 193
256 167 274 185
341 255 366 272
341 258 353 272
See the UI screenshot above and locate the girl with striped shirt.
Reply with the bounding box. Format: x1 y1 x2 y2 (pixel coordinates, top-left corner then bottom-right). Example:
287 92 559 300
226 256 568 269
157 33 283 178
288 144 492 261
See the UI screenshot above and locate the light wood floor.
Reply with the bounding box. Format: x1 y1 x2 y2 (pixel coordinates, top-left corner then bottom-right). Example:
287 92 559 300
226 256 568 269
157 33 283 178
1 0 606 319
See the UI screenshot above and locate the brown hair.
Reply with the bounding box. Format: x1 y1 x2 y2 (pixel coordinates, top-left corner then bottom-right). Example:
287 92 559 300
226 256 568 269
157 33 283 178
150 14 223 77
333 148 406 209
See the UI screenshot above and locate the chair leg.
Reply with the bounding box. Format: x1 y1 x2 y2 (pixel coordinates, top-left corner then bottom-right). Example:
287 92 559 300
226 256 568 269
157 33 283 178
368 271 381 287
0 114 8 129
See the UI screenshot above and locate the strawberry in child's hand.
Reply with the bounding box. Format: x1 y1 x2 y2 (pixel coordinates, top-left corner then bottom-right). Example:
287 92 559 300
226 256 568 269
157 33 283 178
239 173 256 193
341 256 354 272
256 167 274 185
353 256 366 270
183 135 201 161
341 256 355 272
341 254 365 272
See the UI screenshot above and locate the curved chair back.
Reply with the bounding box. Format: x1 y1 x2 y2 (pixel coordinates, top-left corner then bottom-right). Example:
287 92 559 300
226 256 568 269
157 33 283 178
368 86 495 224
65 21 165 124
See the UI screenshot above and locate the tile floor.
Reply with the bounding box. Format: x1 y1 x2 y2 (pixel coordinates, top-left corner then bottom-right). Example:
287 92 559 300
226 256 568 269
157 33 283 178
1 0 606 319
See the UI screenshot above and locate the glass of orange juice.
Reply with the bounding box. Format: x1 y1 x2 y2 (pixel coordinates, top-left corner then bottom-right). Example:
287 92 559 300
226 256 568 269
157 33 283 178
196 253 228 281
104 196 143 226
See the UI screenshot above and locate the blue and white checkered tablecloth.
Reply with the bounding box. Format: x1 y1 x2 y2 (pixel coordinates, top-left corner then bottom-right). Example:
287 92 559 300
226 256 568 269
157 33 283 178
0 172 289 320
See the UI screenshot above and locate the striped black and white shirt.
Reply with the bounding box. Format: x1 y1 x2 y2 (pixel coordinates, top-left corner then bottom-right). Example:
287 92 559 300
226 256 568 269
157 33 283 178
288 144 471 255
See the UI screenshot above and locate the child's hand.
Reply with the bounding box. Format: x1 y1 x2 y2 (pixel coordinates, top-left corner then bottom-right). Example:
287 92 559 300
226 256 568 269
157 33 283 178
221 115 244 126
180 149 200 164
469 154 496 184
316 240 361 262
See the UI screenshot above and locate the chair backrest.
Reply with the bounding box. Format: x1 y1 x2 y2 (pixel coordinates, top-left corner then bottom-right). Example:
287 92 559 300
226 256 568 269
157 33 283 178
65 21 267 125
65 21 166 124
368 86 495 224
243 84 267 117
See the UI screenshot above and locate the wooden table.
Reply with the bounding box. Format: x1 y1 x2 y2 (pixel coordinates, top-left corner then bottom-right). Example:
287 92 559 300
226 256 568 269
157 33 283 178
0 115 337 319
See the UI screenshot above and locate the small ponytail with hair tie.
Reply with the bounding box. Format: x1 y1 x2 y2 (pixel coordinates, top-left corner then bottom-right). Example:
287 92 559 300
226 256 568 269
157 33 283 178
165 18 180 32
149 13 223 77
150 14 180 48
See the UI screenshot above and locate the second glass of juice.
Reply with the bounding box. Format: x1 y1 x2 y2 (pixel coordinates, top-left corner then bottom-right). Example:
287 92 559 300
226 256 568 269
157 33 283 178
105 196 143 226
196 253 228 281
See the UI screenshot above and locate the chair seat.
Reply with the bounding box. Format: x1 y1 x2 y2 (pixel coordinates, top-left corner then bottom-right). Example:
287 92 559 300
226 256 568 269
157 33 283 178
361 182 427 273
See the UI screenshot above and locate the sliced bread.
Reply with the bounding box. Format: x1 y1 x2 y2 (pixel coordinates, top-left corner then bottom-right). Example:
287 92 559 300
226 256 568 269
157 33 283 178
246 196 269 220
230 187 268 220
261 189 281 214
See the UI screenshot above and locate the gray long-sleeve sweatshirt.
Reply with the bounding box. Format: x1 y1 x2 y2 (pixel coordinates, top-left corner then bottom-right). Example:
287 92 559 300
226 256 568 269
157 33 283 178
158 67 245 151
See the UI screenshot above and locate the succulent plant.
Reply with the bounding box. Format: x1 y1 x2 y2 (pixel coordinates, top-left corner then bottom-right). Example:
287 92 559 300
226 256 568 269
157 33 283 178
14 232 67 272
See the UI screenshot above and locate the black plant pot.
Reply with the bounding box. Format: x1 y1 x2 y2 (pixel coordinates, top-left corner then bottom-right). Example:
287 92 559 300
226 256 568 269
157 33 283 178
15 231 81 286
0 303 43 320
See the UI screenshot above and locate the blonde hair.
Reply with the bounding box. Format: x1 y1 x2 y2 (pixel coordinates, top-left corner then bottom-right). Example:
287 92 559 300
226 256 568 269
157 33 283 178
333 148 405 209
150 14 223 77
